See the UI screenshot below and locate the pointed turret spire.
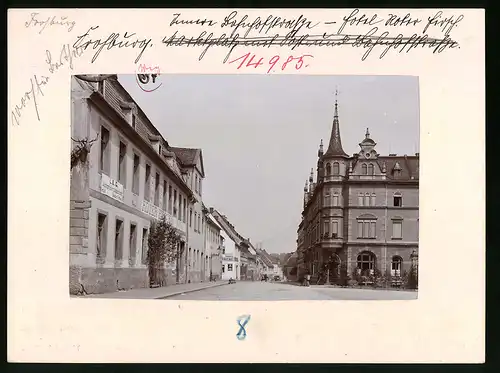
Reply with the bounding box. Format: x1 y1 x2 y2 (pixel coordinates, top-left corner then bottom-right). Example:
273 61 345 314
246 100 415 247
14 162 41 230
365 127 370 139
324 88 348 158
318 139 324 157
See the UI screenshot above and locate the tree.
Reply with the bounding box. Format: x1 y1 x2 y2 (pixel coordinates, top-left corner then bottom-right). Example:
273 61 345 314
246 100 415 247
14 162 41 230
147 217 182 287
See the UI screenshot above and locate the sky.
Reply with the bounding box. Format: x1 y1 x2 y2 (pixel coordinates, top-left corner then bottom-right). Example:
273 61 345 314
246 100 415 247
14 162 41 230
118 74 420 254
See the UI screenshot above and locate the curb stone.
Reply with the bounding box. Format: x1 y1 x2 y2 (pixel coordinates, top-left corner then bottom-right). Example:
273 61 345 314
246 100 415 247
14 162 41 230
155 282 230 299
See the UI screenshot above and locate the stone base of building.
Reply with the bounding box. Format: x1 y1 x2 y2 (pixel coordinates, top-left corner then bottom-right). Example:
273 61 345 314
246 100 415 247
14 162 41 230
70 266 149 295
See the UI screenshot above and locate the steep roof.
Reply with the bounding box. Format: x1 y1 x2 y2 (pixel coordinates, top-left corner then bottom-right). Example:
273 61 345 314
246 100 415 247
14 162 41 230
169 147 205 177
169 147 198 165
323 98 349 158
210 209 250 253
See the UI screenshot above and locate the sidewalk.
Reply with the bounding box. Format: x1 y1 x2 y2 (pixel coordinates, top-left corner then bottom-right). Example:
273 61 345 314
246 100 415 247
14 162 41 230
74 280 228 299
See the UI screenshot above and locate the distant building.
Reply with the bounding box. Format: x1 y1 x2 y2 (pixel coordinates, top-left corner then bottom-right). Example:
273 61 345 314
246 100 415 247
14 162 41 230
211 209 242 280
203 207 223 281
296 95 419 283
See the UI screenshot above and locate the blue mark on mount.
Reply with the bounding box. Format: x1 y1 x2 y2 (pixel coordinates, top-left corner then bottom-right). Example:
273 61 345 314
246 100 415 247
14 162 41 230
236 315 251 341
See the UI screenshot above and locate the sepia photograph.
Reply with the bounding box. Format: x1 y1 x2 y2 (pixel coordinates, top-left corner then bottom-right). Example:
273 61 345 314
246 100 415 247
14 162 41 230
69 73 420 301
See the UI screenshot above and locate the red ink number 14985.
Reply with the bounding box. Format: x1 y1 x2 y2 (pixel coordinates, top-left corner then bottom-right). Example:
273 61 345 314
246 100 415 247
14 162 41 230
228 53 314 74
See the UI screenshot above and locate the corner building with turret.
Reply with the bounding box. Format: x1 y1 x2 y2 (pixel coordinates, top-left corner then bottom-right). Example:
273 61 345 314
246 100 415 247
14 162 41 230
296 98 419 283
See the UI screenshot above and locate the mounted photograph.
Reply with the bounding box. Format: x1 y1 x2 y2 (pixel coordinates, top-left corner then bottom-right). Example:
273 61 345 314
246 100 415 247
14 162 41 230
69 73 419 300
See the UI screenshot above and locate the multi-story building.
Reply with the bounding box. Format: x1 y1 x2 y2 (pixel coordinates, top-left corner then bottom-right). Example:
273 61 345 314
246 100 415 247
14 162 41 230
69 75 206 294
296 96 419 283
170 147 206 283
203 207 223 280
211 208 254 281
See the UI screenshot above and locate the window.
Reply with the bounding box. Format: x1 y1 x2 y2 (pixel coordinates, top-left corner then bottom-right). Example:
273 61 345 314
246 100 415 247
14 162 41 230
391 256 402 276
362 163 367 175
325 163 331 175
393 193 402 207
357 216 377 238
141 228 148 264
144 164 151 201
163 181 168 211
332 193 339 206
96 213 107 261
357 251 376 274
131 114 136 130
115 219 124 261
358 193 364 206
392 219 403 239
332 221 338 237
198 215 201 234
324 191 330 206
371 193 376 206
368 163 374 175
190 209 193 227
129 224 137 266
132 154 140 194
364 193 370 206
222 264 225 273
118 141 127 186
99 126 110 174
173 190 177 217
324 221 329 236
154 172 160 206
178 197 182 221
228 264 233 271
159 144 162 155
168 186 172 213
332 162 339 175
183 198 187 223
199 179 202 195
195 175 198 193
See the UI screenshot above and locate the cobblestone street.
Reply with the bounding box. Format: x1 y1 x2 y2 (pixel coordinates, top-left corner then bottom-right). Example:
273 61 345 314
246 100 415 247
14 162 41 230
167 281 418 301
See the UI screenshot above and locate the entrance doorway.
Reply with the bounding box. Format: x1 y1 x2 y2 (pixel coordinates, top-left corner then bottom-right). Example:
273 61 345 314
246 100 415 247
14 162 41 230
327 253 341 284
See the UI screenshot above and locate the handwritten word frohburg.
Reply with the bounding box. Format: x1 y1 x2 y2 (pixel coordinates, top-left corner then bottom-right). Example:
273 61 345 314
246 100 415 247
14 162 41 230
25 12 76 34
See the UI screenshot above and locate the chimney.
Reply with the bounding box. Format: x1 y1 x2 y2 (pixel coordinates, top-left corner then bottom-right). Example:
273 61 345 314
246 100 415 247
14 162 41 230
415 152 419 156
389 153 397 156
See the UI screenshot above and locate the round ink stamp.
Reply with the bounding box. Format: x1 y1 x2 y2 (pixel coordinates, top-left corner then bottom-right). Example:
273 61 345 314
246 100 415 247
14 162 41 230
135 63 162 93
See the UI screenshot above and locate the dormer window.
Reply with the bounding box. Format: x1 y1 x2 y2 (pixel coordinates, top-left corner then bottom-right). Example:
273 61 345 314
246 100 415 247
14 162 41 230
368 163 374 175
362 164 367 175
393 192 402 207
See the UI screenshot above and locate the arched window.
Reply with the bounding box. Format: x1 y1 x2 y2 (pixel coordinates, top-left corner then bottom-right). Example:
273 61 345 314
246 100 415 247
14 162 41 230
362 164 368 175
364 193 370 206
357 251 376 275
326 163 331 175
370 193 376 206
358 193 364 206
368 163 374 175
391 256 403 276
357 214 377 239
332 162 340 175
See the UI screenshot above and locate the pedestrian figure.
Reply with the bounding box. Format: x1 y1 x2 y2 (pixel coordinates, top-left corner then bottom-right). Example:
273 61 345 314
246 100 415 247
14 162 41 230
306 273 311 287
